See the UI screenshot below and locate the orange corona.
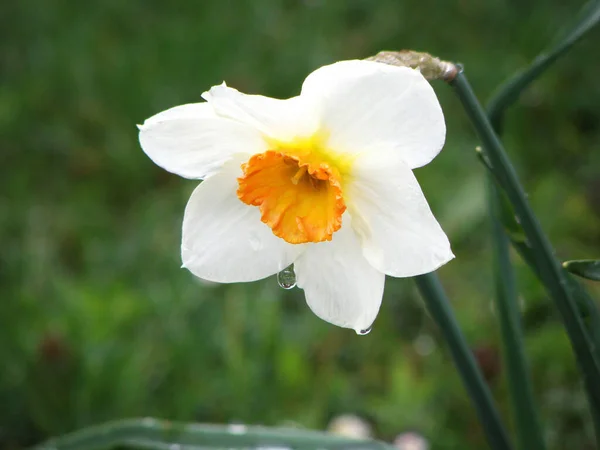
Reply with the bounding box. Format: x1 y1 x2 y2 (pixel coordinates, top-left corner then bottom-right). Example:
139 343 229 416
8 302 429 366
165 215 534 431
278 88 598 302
237 150 346 244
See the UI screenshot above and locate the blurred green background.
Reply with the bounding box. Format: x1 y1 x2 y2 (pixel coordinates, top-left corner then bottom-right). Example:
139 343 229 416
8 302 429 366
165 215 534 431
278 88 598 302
2 0 600 449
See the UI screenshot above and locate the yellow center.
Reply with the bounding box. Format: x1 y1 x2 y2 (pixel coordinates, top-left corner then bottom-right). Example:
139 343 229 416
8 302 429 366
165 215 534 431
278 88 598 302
237 138 349 244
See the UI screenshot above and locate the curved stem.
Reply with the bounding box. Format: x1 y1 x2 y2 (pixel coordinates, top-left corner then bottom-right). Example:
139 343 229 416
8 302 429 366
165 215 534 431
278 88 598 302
415 273 513 450
450 69 600 409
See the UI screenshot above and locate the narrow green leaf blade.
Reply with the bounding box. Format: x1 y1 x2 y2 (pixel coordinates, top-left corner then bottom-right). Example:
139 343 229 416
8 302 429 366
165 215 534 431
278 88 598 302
564 260 600 281
479 2 600 438
33 418 397 450
488 180 546 450
487 0 600 130
451 70 600 434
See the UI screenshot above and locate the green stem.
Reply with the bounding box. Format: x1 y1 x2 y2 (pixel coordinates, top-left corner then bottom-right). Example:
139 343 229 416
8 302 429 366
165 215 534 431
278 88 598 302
415 273 513 450
450 69 600 407
488 180 545 450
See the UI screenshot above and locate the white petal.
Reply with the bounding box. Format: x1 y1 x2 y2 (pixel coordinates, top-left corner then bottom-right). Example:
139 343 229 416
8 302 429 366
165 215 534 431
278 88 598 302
346 154 454 277
202 84 317 142
294 221 385 332
301 60 445 169
139 102 267 179
182 157 304 282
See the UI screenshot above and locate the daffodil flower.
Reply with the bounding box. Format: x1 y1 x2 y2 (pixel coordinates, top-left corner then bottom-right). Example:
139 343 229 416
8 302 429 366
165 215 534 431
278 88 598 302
138 60 454 332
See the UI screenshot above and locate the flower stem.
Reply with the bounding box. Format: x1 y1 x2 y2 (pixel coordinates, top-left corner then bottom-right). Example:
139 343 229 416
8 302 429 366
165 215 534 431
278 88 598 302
450 69 600 408
415 273 513 450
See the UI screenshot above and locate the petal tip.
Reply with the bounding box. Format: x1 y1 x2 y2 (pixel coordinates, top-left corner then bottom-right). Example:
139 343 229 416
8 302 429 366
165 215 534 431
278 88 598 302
202 82 230 102
425 248 456 274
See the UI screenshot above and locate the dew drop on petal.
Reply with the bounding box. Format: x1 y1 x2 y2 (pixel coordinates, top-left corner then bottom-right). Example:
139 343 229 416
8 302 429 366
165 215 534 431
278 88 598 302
277 265 296 289
356 326 372 336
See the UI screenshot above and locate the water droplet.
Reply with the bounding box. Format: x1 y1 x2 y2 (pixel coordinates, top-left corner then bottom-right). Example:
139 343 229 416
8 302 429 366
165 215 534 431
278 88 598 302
277 265 296 289
356 326 372 335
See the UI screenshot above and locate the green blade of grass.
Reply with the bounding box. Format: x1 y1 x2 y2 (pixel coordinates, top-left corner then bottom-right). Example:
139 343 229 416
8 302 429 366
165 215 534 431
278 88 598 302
487 0 600 132
488 180 545 450
33 418 396 450
415 273 513 450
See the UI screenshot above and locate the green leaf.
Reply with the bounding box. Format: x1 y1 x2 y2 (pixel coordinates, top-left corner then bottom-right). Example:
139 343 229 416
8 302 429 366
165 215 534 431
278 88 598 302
488 180 545 450
414 273 513 450
33 418 396 450
450 70 600 437
487 0 600 131
477 2 600 440
563 260 600 282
